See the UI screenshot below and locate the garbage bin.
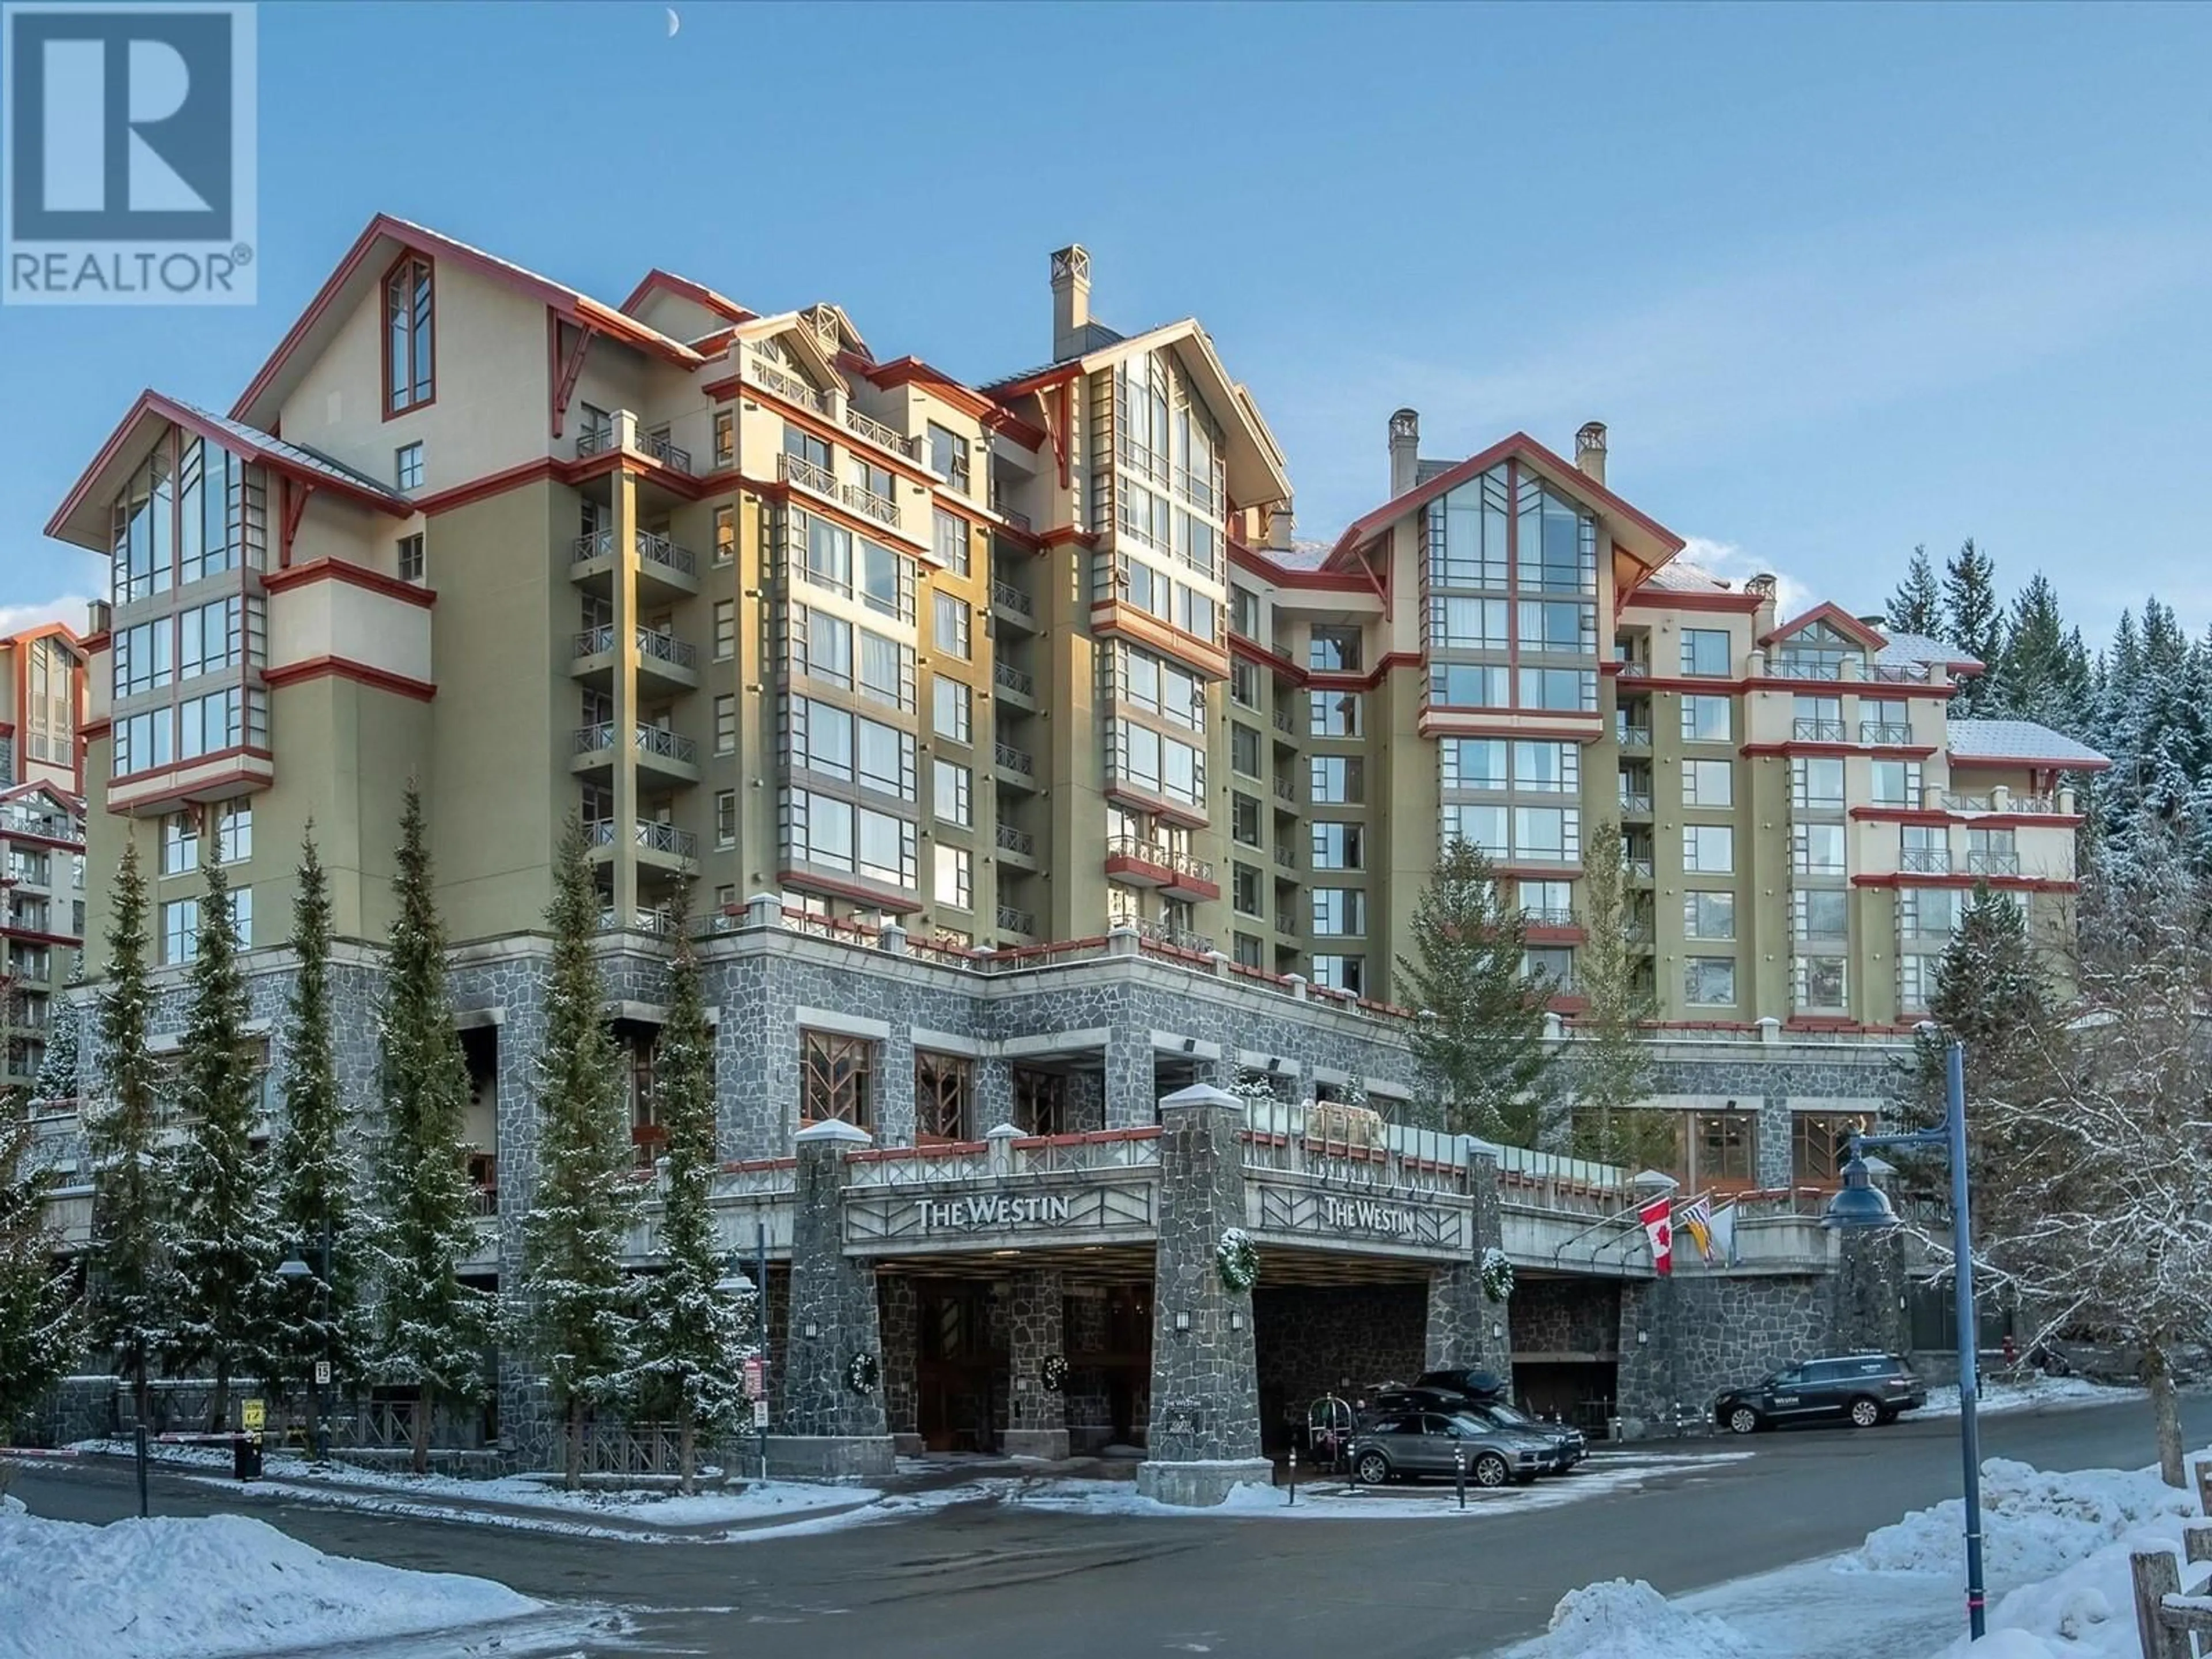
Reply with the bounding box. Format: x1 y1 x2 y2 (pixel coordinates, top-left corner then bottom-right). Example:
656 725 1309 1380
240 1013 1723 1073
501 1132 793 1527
233 1434 262 1480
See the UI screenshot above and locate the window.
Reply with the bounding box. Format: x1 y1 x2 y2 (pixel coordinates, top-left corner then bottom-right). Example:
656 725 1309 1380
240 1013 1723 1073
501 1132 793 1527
1792 756 1846 809
784 424 831 472
1514 806 1580 862
162 897 199 964
1514 741 1578 794
397 533 425 583
1434 596 1510 650
1680 628 1732 677
1311 955 1365 995
1309 690 1362 737
1793 822 1846 875
1519 599 1599 656
933 506 969 574
714 600 735 661
1110 720 1204 808
1683 825 1734 873
211 800 251 863
1112 643 1205 733
1902 824 1950 872
1793 694 1844 741
1442 803 1509 857
1862 698 1910 743
855 718 914 801
1517 666 1596 711
1229 660 1259 709
934 845 973 910
1683 759 1733 807
789 697 854 779
1430 663 1510 707
711 407 734 468
1309 626 1362 672
1681 695 1732 743
1899 952 1936 1012
1794 955 1848 1011
801 1030 872 1127
1794 888 1849 941
858 628 914 711
715 694 737 754
1233 933 1263 968
714 505 736 565
1231 587 1261 637
800 512 853 594
1684 891 1735 940
1440 739 1508 791
231 887 253 948
178 687 253 759
176 595 261 681
1231 723 1261 777
395 442 424 491
1900 887 1964 939
1692 1111 1758 1185
915 1052 972 1141
113 708 175 777
1524 946 1575 988
1232 794 1260 846
1312 823 1364 870
926 422 969 493
384 255 434 414
1233 864 1262 916
859 539 912 621
934 678 971 744
1870 759 1921 807
1312 888 1366 936
1793 1111 1873 1184
1684 957 1736 1006
716 790 737 847
933 592 970 658
1310 755 1364 804
162 811 199 876
933 760 971 827
1516 476 1597 594
113 620 173 697
1967 827 2018 874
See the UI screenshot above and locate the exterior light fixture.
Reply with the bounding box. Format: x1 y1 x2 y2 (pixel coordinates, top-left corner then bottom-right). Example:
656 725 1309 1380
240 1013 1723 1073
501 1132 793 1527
1173 1310 1191 1334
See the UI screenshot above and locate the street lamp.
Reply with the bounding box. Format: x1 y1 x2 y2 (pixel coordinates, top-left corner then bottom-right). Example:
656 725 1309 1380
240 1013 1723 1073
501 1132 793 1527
1824 1037 1984 1642
276 1211 336 1462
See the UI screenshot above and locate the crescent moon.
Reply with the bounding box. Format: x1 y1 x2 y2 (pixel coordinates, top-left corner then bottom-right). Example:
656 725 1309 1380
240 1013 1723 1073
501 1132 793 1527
665 6 680 37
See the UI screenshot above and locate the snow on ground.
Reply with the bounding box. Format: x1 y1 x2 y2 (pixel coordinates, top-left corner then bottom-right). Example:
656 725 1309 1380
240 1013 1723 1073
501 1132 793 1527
1916 1373 2141 1419
0 1508 541 1659
1506 1447 2210 1659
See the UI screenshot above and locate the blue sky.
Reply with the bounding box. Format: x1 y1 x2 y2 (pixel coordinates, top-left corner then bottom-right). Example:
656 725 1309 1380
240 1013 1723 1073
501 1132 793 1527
3 1 2208 643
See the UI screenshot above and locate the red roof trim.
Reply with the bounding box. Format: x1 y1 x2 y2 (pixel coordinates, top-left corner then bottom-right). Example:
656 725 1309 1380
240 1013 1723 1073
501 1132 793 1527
1760 601 1888 652
264 558 437 609
264 655 435 702
1948 752 2112 773
618 268 755 325
1854 873 2080 893
1620 588 1763 615
844 353 998 423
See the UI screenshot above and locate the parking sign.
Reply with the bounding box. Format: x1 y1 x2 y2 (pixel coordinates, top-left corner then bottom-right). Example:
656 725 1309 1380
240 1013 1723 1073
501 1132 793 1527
2 2 257 304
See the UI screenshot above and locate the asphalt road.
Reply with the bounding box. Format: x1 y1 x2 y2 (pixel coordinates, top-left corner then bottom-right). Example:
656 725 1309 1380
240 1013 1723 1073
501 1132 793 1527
14 1394 2212 1659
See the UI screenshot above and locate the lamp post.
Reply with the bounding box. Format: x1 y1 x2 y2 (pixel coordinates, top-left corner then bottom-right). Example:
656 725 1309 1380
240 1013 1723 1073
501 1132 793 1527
276 1211 335 1463
1824 1037 1984 1641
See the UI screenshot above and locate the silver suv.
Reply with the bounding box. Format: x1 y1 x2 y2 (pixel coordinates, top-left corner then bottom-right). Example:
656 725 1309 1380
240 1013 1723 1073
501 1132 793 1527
1347 1410 1552 1488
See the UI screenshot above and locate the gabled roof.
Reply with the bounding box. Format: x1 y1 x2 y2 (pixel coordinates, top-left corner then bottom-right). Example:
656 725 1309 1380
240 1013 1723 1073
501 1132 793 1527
1328 432 1685 578
47 390 414 550
1877 632 1985 676
1762 601 1888 652
1946 719 2109 771
731 312 849 398
0 778 85 816
1638 560 1732 593
619 267 755 327
230 214 706 429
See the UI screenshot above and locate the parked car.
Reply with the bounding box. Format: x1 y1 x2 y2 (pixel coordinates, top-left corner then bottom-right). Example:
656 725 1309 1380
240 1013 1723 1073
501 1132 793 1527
1713 1353 1926 1434
1414 1368 1508 1400
1360 1385 1482 1419
1459 1398 1589 1470
1347 1410 1553 1488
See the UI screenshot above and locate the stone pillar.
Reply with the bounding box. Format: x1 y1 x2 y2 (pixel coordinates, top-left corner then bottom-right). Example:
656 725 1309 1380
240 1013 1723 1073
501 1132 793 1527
491 961 553 1469
1424 1151 1510 1378
876 1022 917 1149
1829 1230 1910 1356
1005 1267 1069 1459
879 1274 921 1455
1613 1277 1678 1440
1104 1025 1155 1130
974 1052 1014 1135
1137 1083 1271 1506
768 1120 895 1478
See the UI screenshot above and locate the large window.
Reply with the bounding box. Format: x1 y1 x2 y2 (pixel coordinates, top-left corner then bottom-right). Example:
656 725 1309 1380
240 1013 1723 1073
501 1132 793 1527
791 604 853 688
1312 822 1365 870
1513 806 1581 862
916 1052 972 1141
1684 957 1737 1006
1793 822 1847 875
1433 597 1510 650
1684 890 1736 940
933 677 971 744
1794 889 1849 941
933 845 972 910
177 596 262 681
1690 1111 1758 1186
933 592 971 658
1793 1111 1873 1184
782 792 918 892
1310 690 1362 737
1683 824 1734 873
801 1031 872 1127
1681 695 1733 743
1309 626 1362 672
1514 741 1578 794
1794 954 1848 1011
861 540 913 621
933 760 971 827
113 620 174 697
1683 759 1733 807
1517 666 1596 711
384 255 434 414
112 434 264 600
1520 600 1597 654
1310 755 1364 804
1441 803 1509 857
1111 720 1204 809
926 423 969 494
1791 756 1846 810
1441 738 1508 791
1113 644 1205 733
1680 628 1732 677
1311 955 1365 995
162 897 199 965
858 627 915 711
1312 888 1366 936
1516 475 1597 594
1430 663 1510 708
1871 759 1922 807
933 506 969 573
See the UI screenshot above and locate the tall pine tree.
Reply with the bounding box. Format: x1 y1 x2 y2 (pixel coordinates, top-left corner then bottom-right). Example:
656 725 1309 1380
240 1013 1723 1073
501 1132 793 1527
87 841 174 1429
369 783 490 1475
266 828 361 1407
1397 838 1556 1144
631 886 750 1494
1886 546 1944 638
168 861 281 1430
516 818 637 1490
1942 538 2004 713
1991 574 2091 732
0 1103 83 1433
32 955 82 1105
1563 825 1672 1169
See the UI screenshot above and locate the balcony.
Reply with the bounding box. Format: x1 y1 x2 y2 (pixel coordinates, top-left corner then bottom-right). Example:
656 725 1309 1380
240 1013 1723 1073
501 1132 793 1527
1902 847 1954 874
842 482 902 533
994 660 1036 706
1860 722 1915 747
1942 790 1996 813
1769 658 1846 682
1272 840 1296 872
843 406 918 461
1104 835 1219 902
995 822 1037 868
0 806 76 843
634 529 698 593
994 741 1036 789
1271 704 1297 737
598 904 676 937
989 481 1033 532
575 423 690 475
747 349 827 414
1616 788 1654 816
1965 849 2021 877
1272 773 1296 805
637 429 692 475
778 451 838 501
997 903 1037 938
635 627 699 692
634 723 700 782
1112 914 1214 956
1626 857 1656 881
1618 726 1653 751
632 819 699 871
1521 906 1577 929
1615 661 1650 680
1869 662 1934 685
991 579 1037 632
576 425 618 460
1792 718 1847 743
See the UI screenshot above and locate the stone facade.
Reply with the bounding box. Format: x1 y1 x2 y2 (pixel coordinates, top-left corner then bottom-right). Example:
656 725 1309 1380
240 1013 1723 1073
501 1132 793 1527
1004 1268 1069 1459
770 1122 893 1477
1255 1284 1426 1448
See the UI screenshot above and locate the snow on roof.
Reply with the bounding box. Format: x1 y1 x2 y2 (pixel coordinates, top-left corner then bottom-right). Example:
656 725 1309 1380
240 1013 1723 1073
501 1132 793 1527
1639 561 1732 593
1878 632 1983 671
1945 719 2109 768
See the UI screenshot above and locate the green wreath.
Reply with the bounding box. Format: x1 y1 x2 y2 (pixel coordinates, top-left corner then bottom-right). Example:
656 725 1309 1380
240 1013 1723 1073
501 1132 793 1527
1480 1246 1515 1304
846 1352 880 1395
1040 1355 1070 1394
1217 1228 1260 1294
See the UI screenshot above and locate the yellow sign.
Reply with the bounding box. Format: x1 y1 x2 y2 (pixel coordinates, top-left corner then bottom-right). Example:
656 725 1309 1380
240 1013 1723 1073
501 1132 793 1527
241 1399 265 1433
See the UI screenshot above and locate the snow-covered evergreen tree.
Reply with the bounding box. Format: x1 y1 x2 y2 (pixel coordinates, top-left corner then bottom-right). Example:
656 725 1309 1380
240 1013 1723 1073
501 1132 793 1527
31 956 82 1105
168 861 281 1430
0 1101 84 1429
1988 574 2091 732
1942 539 2005 713
265 828 362 1402
86 842 175 1427
1918 885 2059 1201
631 887 751 1494
1396 838 1555 1144
516 818 638 1490
1885 546 1944 638
366 784 490 1475
1563 824 1671 1169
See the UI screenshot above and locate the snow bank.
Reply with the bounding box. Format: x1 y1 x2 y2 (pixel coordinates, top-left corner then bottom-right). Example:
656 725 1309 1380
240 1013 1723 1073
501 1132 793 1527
0 1509 539 1659
1537 1580 1753 1659
1917 1374 2139 1419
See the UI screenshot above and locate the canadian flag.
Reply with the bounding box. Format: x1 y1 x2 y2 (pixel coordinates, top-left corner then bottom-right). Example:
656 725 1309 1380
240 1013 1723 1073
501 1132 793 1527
1639 1195 1674 1277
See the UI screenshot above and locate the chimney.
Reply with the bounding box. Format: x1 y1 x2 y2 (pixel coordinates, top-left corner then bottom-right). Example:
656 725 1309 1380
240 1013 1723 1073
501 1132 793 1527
1744 573 1779 638
1574 421 1608 487
1267 500 1296 551
1388 408 1420 498
1050 244 1092 361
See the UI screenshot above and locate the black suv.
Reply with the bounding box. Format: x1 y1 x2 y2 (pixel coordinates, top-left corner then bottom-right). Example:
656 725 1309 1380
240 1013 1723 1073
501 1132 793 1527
1714 1353 1926 1434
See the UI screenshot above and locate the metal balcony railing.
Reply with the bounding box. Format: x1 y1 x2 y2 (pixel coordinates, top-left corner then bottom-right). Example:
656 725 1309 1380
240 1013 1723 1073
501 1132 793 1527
1626 857 1655 878
637 429 692 474
598 905 675 936
747 350 826 413
1521 906 1576 927
991 579 1033 618
1859 722 1915 746
1965 849 2021 876
1618 726 1653 749
1272 773 1295 803
571 529 615 563
573 722 615 757
842 482 900 529
1112 914 1214 955
997 904 1036 935
634 820 699 861
843 406 917 460
1615 661 1650 679
1902 847 1954 874
995 741 1033 777
1869 662 1933 684
1617 790 1654 813
994 661 1035 698
778 452 837 497
635 530 697 580
635 725 697 765
575 426 618 459
1792 718 1847 742
1770 658 1846 681
996 822 1035 858
1106 835 1214 887
1272 704 1297 736
636 628 696 671
573 624 616 658
1942 791 1996 812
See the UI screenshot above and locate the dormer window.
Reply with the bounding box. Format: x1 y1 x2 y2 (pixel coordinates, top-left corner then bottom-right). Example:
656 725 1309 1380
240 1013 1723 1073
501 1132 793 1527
385 255 434 415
